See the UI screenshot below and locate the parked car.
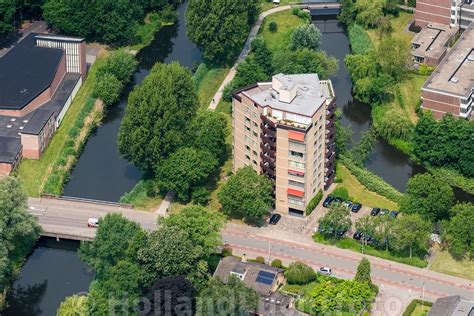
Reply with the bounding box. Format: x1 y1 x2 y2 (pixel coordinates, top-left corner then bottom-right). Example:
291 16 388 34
323 196 334 207
370 208 381 216
389 210 399 218
353 231 363 240
336 228 347 237
269 213 281 225
87 218 99 228
318 267 332 275
342 200 353 209
380 209 389 216
333 197 343 204
351 203 362 213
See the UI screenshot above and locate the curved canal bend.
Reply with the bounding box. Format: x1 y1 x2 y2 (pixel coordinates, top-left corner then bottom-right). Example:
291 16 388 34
63 1 202 201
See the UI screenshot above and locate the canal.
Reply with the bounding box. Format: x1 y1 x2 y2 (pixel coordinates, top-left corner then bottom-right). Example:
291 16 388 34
63 0 202 201
3 238 94 316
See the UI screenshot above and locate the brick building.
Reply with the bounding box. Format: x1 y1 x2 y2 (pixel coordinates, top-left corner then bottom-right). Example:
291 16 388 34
411 23 458 66
232 74 336 217
415 0 474 29
0 33 86 174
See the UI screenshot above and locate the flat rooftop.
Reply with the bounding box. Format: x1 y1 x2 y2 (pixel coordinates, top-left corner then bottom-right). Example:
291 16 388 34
412 23 457 60
242 73 333 117
423 24 474 97
0 33 64 110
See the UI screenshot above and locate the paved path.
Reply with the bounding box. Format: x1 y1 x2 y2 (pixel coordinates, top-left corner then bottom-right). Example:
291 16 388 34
207 5 291 110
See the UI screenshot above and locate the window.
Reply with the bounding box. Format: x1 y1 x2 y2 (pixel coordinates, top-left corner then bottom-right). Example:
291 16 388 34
288 170 304 178
289 180 305 188
245 145 250 151
289 160 305 169
289 150 304 159
288 198 304 206
245 126 251 132
245 117 251 124
253 150 257 156
245 155 250 160
253 122 258 128
253 131 258 137
253 160 257 165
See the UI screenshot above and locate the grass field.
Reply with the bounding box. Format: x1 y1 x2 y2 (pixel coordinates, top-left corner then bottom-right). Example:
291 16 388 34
16 51 106 196
197 66 229 109
336 164 399 209
366 11 414 47
430 246 474 281
390 73 428 123
410 304 431 316
259 9 307 53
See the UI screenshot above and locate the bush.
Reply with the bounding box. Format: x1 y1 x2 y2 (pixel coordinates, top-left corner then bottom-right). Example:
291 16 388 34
192 187 211 206
417 64 434 76
222 247 233 257
254 256 265 264
332 187 349 200
292 7 302 16
93 73 123 106
305 190 323 215
285 262 317 285
271 259 282 268
290 24 322 51
348 24 373 55
268 21 278 33
96 50 137 84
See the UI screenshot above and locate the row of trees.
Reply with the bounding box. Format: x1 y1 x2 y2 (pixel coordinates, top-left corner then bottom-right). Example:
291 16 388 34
0 177 41 309
118 62 228 203
42 0 178 45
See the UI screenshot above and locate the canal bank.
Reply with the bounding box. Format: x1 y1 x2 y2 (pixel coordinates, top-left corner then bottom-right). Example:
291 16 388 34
3 238 94 316
63 1 202 201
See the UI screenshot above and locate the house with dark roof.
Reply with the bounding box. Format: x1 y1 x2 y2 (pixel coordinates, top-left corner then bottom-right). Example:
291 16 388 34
429 295 474 316
0 32 86 174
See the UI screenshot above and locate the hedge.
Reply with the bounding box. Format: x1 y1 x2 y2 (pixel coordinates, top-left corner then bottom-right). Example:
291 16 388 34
305 190 323 215
339 155 403 203
403 299 433 316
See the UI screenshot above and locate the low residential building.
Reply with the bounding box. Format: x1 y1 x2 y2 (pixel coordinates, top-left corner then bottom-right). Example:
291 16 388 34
428 295 474 315
415 0 474 29
411 23 458 66
0 33 86 174
420 23 474 118
232 73 336 217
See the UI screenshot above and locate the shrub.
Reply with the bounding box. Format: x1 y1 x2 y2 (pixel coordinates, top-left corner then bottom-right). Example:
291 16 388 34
96 50 137 84
93 73 123 106
285 262 317 285
254 256 265 264
332 187 349 200
290 24 321 51
418 64 434 75
305 190 323 215
271 259 282 268
292 7 302 16
222 247 233 257
348 24 373 55
192 187 211 206
268 21 278 33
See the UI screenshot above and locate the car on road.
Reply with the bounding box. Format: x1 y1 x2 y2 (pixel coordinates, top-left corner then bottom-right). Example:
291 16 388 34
87 218 99 228
342 200 353 209
318 267 332 275
351 203 362 213
370 208 381 216
322 196 334 207
269 213 281 225
380 209 389 216
390 210 399 218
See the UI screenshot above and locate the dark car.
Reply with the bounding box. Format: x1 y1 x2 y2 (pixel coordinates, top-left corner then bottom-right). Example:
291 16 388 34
351 203 362 213
323 196 334 207
336 228 347 237
370 208 381 216
389 210 399 218
380 209 389 216
333 197 343 204
353 231 363 240
342 200 353 209
269 213 281 225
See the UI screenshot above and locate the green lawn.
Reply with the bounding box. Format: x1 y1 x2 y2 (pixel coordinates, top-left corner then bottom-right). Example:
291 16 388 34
259 0 297 12
391 73 428 123
410 304 431 316
197 66 230 109
16 52 105 196
336 164 399 210
430 246 474 281
259 9 307 53
367 11 414 47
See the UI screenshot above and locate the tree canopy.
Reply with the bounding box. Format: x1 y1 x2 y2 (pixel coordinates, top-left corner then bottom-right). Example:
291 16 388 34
400 173 454 222
392 214 432 258
272 48 338 79
290 24 322 51
186 0 258 64
118 62 199 174
0 0 15 39
285 262 317 285
354 257 372 286
218 166 274 225
317 203 352 238
443 203 474 260
354 0 385 28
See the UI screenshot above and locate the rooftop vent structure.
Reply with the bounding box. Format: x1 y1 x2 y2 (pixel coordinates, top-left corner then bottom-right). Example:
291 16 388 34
451 76 459 83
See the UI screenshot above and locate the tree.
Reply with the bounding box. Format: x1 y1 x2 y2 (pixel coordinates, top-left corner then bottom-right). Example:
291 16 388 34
96 50 137 84
158 205 224 257
355 215 375 246
374 108 413 141
443 203 474 260
353 74 393 105
218 166 274 225
155 147 218 201
272 48 338 79
392 214 432 258
79 213 147 278
377 16 393 39
118 62 199 173
345 53 377 82
268 21 277 32
373 215 395 251
92 73 123 106
57 295 87 316
400 173 454 222
271 259 282 268
354 0 385 28
354 257 372 286
0 177 41 293
187 110 228 162
196 276 259 316
0 0 15 39
186 0 258 64
318 203 351 238
42 0 144 45
290 23 321 51
230 55 269 93
285 262 317 285
375 36 410 81
250 36 273 76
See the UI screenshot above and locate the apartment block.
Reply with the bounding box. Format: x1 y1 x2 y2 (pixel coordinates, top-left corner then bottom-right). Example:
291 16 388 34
415 0 474 29
421 23 474 118
232 74 336 217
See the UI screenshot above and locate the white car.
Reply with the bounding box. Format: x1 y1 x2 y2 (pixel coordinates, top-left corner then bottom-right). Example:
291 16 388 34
87 218 99 228
318 267 332 275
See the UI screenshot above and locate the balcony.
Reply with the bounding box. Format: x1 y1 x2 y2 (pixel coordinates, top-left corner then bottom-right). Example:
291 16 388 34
260 123 276 136
260 114 277 128
260 142 276 154
260 162 276 179
260 152 276 164
260 133 276 147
